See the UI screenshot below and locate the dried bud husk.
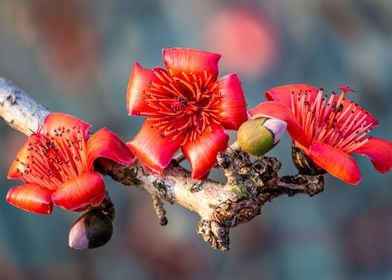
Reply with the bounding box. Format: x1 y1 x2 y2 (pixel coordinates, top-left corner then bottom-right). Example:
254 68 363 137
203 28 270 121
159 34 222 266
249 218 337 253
292 146 325 175
69 209 113 250
237 117 287 156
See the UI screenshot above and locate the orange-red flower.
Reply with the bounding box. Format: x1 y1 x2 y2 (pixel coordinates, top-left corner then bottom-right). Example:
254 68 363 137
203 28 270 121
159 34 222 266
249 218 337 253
249 84 392 184
126 48 247 179
6 113 135 214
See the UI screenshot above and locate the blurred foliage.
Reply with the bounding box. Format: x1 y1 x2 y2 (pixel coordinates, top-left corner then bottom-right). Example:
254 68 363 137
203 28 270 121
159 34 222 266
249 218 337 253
0 0 391 279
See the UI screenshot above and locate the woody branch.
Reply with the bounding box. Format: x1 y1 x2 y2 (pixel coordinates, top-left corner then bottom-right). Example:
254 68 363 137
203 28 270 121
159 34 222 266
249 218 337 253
0 77 324 251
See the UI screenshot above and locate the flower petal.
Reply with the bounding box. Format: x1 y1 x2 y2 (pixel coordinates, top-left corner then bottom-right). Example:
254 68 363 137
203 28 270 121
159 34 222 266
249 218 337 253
163 48 221 79
6 184 53 214
42 112 90 140
7 138 32 179
265 84 320 107
353 137 392 173
217 73 248 130
182 124 229 179
127 62 164 116
309 142 361 185
52 171 105 212
128 120 183 175
249 101 310 147
87 128 135 170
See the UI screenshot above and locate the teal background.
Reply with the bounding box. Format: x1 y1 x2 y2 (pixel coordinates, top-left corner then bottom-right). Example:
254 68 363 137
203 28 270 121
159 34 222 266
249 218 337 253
1 1 391 279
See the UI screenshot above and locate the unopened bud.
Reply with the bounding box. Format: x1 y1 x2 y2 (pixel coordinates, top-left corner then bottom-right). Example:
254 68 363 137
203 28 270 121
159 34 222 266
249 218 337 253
68 210 113 250
237 117 287 156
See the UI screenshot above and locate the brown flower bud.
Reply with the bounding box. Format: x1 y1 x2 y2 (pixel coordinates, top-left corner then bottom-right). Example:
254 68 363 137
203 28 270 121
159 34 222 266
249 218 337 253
68 210 113 250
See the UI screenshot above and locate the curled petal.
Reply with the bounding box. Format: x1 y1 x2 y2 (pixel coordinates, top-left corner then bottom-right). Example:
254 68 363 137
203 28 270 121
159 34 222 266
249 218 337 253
87 128 135 170
353 137 392 173
163 48 220 79
249 101 310 147
42 112 90 140
128 120 183 175
52 172 105 212
127 62 164 116
182 124 229 179
6 184 53 214
309 142 361 185
217 73 248 130
265 84 320 107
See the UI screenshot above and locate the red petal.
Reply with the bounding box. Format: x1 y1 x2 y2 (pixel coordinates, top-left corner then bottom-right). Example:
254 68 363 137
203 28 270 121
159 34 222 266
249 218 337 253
52 171 105 212
249 101 311 147
87 128 135 170
127 62 164 116
217 73 248 130
42 112 90 140
8 138 31 179
309 142 361 185
163 48 220 79
265 84 320 107
182 124 229 179
353 137 392 173
128 120 183 175
6 184 53 214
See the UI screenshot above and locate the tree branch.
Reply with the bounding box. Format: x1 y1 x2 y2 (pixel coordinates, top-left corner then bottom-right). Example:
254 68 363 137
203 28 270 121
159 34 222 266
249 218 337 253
0 77 49 135
0 77 324 251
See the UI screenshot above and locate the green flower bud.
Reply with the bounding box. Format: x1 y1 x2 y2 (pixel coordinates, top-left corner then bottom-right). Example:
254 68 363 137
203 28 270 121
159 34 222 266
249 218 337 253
237 117 287 156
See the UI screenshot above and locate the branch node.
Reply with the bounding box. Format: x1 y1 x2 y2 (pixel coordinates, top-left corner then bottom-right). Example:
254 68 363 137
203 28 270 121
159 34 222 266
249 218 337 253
152 179 175 204
190 181 204 193
217 149 253 185
213 197 261 227
196 219 230 251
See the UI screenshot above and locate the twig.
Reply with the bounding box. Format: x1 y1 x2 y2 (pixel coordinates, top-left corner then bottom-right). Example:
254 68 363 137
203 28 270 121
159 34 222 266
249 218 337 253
151 193 168 226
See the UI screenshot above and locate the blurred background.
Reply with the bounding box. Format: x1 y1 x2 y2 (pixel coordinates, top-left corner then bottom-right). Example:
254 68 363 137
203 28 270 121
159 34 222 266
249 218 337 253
1 0 392 279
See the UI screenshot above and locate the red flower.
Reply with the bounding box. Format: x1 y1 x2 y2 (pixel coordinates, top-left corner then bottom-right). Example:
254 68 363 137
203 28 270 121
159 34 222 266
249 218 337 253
6 113 135 214
249 84 392 185
126 48 247 179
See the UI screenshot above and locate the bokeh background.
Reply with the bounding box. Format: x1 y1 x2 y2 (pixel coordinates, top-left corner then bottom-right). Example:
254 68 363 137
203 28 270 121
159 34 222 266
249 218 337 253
1 0 392 279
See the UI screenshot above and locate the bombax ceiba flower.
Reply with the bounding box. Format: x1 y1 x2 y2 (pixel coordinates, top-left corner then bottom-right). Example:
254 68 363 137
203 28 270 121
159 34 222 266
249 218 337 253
126 48 247 179
249 84 392 184
7 113 135 214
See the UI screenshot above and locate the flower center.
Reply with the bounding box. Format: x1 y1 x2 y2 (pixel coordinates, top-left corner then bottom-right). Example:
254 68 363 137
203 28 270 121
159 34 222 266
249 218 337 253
140 69 222 144
15 126 87 190
292 86 377 153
